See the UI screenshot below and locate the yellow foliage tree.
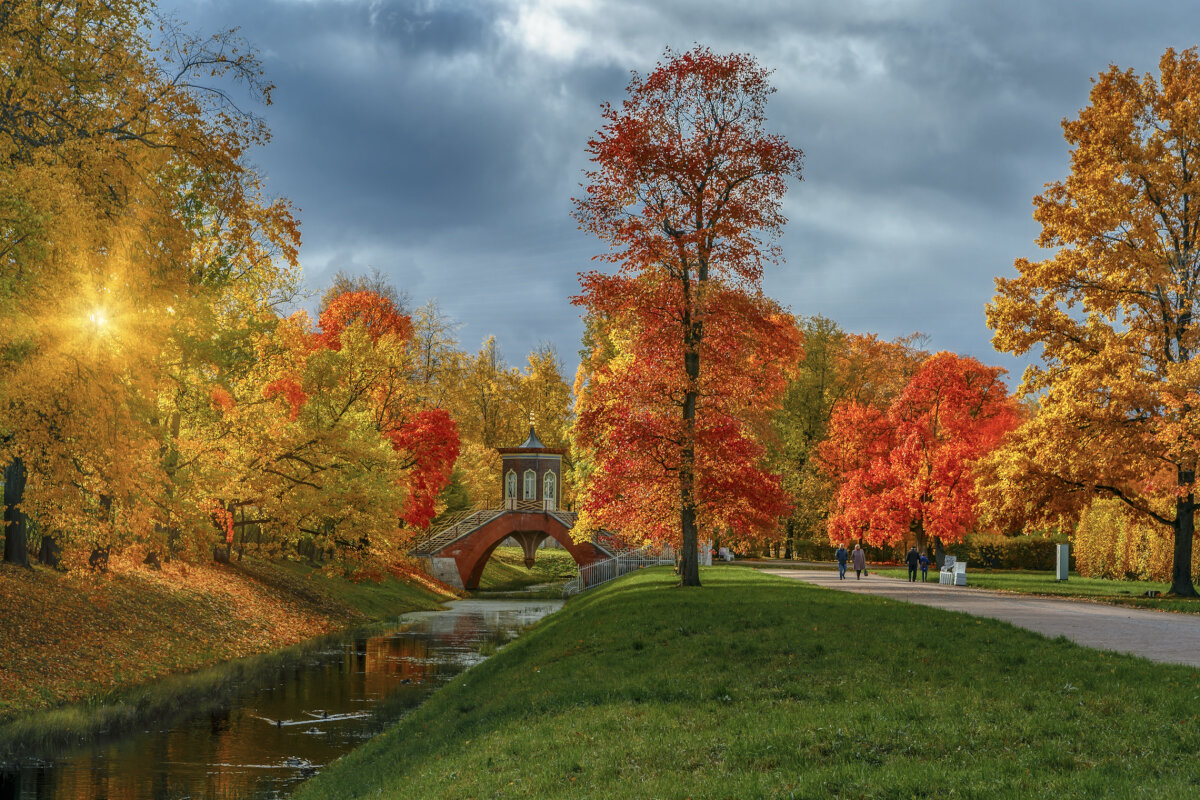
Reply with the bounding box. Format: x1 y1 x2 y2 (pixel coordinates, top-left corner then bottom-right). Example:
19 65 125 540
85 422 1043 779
985 47 1200 596
0 2 299 565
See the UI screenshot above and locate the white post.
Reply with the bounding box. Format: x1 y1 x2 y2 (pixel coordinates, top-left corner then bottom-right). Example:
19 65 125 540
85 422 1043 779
1056 543 1069 581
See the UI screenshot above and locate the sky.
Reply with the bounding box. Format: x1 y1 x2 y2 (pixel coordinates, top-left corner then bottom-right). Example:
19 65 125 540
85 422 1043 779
162 0 1198 384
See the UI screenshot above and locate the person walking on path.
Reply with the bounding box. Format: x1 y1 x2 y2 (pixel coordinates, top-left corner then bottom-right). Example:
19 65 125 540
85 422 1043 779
851 544 866 579
919 552 930 582
835 544 849 580
906 546 920 582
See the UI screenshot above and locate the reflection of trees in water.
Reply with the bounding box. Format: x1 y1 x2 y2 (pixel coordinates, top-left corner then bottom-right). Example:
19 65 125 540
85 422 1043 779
3 603 557 799
364 634 433 695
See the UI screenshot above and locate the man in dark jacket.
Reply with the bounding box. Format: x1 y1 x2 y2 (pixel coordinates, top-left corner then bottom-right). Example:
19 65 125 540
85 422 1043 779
906 546 920 582
835 544 849 580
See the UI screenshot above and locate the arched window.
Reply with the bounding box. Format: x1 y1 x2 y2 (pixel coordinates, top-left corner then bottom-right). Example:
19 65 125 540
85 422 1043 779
523 469 537 500
543 471 557 508
505 470 517 501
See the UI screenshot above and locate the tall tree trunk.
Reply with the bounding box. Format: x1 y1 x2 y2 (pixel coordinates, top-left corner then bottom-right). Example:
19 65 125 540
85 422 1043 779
1171 469 1198 597
910 519 929 556
3 458 30 567
164 410 182 557
784 518 794 560
679 486 700 585
236 508 245 561
678 273 702 587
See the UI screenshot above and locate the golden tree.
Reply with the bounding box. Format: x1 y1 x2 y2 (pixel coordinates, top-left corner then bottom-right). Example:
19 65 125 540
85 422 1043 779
445 339 573 507
0 1 299 565
986 47 1200 596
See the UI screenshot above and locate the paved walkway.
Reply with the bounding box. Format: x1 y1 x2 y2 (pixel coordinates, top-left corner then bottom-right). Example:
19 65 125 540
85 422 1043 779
760 567 1200 668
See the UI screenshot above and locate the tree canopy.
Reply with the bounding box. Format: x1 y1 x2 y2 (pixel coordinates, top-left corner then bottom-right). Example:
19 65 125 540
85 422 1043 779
572 46 803 584
985 46 1200 597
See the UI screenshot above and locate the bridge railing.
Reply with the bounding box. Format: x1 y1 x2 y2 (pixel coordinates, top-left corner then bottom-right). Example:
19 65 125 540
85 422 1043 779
562 549 675 597
479 498 576 513
409 507 504 556
411 499 582 557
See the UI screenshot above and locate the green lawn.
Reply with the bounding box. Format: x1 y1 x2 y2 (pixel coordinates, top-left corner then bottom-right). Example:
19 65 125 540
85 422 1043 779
476 545 578 592
874 567 1200 613
294 567 1200 800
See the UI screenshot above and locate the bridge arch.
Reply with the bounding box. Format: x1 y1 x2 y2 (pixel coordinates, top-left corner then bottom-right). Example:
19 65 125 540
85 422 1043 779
423 510 611 590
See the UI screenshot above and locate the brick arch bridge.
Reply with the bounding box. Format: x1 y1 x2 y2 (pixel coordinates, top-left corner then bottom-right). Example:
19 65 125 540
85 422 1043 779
409 502 613 590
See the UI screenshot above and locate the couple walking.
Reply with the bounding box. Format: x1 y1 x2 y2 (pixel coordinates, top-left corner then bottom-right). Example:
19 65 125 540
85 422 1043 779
834 544 867 579
905 546 930 581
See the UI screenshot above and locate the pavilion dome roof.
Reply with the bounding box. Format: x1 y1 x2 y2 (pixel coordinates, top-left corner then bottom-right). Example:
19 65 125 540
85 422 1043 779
518 426 545 450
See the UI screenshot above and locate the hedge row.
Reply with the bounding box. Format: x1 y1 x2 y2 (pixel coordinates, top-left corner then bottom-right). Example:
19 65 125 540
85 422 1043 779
946 534 1070 571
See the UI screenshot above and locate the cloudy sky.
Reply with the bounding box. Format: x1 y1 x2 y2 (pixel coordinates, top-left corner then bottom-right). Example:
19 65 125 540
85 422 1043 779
163 0 1195 383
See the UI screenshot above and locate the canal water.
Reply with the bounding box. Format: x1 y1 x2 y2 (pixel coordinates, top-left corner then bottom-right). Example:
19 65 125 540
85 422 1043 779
0 598 561 799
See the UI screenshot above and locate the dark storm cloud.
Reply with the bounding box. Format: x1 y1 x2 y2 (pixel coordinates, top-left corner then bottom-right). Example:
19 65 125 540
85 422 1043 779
162 0 1200 381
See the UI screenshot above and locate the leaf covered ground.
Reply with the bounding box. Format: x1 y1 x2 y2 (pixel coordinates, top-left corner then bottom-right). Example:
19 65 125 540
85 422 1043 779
0 555 455 722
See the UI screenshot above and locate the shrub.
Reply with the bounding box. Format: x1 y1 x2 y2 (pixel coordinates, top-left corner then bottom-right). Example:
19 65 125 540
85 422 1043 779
950 533 1067 570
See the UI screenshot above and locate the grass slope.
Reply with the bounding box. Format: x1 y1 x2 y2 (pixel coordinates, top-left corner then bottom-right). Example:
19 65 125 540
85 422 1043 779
296 567 1200 800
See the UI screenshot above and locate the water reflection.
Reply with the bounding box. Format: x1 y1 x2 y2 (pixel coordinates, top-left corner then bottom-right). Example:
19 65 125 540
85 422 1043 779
1 599 560 800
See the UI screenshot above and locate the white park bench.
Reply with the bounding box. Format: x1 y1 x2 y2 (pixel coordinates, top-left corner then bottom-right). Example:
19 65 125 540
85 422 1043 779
939 556 967 586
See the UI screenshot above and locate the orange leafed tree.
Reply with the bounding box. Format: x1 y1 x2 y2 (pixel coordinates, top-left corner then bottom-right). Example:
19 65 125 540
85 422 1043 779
316 290 414 351
985 47 1200 597
195 291 459 562
819 352 1018 555
572 46 803 585
575 283 800 548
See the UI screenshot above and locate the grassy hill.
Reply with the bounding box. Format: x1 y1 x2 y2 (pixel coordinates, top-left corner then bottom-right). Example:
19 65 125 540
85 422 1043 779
295 566 1200 799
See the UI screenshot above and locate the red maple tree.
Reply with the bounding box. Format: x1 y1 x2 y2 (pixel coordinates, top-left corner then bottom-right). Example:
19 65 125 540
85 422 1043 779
818 352 1019 554
572 46 803 585
316 290 413 351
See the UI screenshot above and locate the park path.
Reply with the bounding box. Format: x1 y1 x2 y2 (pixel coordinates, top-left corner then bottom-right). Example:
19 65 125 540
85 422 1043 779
759 567 1200 668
